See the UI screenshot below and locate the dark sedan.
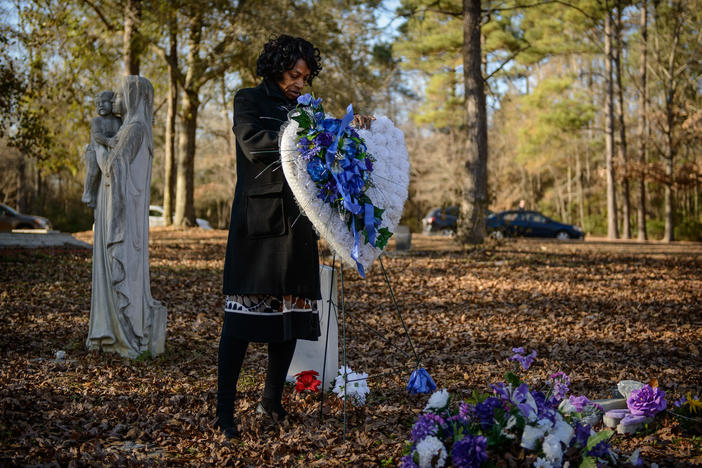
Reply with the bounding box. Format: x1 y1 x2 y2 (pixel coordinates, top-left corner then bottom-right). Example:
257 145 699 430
422 206 459 234
0 203 52 232
487 210 584 240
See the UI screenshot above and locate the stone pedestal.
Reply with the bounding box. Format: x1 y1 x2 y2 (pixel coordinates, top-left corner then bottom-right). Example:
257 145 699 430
395 225 411 251
288 264 339 392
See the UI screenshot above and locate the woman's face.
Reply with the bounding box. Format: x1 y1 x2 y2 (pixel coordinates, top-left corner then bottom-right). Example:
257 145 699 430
277 58 310 101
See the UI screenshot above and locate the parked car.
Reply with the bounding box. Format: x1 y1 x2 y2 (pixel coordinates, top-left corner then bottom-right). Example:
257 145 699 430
486 210 584 240
0 203 52 232
422 206 459 234
148 205 213 229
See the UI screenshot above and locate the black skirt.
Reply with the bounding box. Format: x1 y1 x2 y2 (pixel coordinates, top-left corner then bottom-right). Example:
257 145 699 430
222 294 321 342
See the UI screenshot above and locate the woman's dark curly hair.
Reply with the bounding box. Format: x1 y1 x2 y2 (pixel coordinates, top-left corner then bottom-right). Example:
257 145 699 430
256 35 322 85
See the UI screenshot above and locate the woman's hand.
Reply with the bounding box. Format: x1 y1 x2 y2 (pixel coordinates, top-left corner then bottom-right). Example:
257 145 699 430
352 114 375 130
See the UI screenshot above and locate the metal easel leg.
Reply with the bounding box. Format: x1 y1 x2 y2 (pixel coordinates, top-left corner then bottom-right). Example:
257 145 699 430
319 255 336 424
339 262 348 440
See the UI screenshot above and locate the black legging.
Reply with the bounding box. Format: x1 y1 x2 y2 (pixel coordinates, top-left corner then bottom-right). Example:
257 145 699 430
216 333 297 420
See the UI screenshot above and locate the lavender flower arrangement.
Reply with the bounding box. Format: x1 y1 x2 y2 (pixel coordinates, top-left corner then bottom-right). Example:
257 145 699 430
627 384 667 417
401 348 628 467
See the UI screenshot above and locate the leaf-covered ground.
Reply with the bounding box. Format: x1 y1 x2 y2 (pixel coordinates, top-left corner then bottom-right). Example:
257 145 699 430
1 229 701 466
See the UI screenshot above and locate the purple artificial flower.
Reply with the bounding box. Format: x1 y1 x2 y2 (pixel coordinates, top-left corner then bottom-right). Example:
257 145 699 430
569 395 591 412
459 402 473 420
510 348 537 370
627 385 666 417
531 391 557 422
475 397 503 428
587 440 612 459
549 372 570 401
571 422 590 448
491 382 537 419
674 395 688 408
410 413 444 442
451 435 488 468
399 454 419 468
315 131 334 148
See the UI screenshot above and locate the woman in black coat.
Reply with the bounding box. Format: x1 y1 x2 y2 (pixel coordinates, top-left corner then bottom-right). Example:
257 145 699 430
215 35 323 438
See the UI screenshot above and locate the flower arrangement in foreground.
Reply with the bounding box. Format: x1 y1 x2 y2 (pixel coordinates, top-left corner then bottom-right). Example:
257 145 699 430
290 94 392 277
401 348 647 468
332 366 369 406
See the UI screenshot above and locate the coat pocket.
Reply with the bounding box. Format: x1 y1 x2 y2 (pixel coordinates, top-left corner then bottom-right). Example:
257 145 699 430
246 182 286 238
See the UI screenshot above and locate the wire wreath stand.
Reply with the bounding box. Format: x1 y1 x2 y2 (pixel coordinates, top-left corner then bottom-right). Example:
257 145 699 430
316 252 424 441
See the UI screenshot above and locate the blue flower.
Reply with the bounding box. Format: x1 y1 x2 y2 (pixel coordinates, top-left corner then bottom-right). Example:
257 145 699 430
474 397 503 428
571 422 590 448
364 158 373 171
587 440 612 459
399 455 418 468
307 158 328 183
297 93 313 106
321 118 340 133
315 131 334 148
410 413 443 442
311 97 323 107
407 368 437 395
451 434 488 468
510 348 537 370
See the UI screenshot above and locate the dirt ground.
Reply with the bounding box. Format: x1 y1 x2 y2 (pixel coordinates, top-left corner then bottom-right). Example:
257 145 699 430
1 229 700 466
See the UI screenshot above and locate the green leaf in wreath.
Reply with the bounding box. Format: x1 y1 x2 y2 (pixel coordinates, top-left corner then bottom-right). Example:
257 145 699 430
292 111 312 129
375 227 393 250
578 456 598 468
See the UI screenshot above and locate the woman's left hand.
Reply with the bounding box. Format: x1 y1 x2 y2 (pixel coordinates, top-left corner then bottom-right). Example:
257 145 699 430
352 114 375 130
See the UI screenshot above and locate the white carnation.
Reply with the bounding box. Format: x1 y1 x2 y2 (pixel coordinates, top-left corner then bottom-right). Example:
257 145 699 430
424 389 450 412
541 434 563 466
533 457 554 468
549 419 574 445
416 435 447 468
521 424 546 450
332 366 369 406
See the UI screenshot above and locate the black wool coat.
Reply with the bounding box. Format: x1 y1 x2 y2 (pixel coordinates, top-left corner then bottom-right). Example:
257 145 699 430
222 80 321 300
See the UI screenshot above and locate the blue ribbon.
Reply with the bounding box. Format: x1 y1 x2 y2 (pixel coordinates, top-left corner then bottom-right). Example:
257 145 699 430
350 216 365 278
327 104 354 156
364 203 376 246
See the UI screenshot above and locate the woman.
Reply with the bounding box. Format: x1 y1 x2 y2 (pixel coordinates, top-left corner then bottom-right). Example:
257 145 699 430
86 75 166 358
216 35 323 438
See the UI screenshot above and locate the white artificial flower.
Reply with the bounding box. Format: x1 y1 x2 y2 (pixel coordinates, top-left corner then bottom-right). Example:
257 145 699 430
541 434 563 466
416 435 447 468
424 389 450 412
549 419 574 446
332 367 369 406
558 399 577 415
521 424 547 450
536 417 555 432
533 457 554 468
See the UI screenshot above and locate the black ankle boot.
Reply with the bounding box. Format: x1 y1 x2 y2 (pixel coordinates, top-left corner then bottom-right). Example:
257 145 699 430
257 398 288 424
215 402 241 438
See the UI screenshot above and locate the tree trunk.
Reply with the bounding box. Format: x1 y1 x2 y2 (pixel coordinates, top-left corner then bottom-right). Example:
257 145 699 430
174 12 203 227
458 0 488 244
123 0 141 75
175 89 198 226
614 4 630 238
163 14 178 226
576 148 585 231
637 0 648 241
604 12 619 239
663 89 675 242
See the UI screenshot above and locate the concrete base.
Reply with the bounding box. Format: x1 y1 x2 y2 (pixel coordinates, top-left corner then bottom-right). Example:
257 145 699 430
0 231 91 249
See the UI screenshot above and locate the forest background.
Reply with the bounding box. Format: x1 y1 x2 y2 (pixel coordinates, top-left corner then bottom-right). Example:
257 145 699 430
0 0 700 241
